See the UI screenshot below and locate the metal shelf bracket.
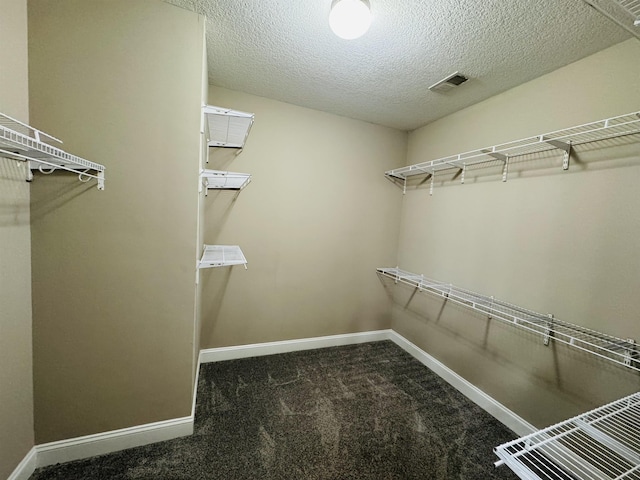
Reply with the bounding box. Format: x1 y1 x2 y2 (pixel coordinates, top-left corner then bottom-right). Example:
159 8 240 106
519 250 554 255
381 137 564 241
544 314 554 346
542 136 572 170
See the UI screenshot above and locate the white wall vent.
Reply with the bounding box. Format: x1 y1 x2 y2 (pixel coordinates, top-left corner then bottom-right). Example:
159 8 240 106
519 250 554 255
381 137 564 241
428 72 469 92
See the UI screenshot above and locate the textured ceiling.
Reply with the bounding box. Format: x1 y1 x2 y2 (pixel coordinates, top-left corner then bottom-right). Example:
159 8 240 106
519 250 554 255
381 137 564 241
165 0 632 131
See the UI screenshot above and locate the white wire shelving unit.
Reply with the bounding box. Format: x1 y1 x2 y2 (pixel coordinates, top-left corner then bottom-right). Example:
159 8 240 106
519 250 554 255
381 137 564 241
201 169 251 193
203 105 254 149
494 392 640 480
385 111 640 194
0 112 105 190
376 267 639 372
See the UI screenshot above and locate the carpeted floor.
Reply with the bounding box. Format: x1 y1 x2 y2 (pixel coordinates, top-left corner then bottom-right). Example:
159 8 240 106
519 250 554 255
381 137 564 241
30 341 520 479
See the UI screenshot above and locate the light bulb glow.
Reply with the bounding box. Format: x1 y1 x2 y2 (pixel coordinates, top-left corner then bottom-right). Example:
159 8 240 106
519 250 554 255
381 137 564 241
329 0 372 40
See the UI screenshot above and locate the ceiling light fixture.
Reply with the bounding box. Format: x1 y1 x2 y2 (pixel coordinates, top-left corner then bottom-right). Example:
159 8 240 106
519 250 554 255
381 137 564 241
329 0 372 40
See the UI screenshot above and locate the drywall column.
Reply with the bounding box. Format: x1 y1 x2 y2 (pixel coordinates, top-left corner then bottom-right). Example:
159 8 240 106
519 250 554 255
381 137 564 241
28 0 205 442
194 29 209 385
199 87 406 348
393 39 640 428
0 1 34 476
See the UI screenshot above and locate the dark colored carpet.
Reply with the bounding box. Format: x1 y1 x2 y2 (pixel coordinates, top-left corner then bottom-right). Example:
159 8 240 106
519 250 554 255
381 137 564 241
30 341 519 479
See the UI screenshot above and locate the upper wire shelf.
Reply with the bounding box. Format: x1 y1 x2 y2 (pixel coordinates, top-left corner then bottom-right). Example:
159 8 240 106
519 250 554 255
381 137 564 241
203 105 254 149
0 112 105 190
385 111 640 193
494 391 640 480
201 169 251 193
377 267 639 373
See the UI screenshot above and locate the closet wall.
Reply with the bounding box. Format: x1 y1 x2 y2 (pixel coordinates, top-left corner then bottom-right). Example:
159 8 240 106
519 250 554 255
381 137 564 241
28 0 206 443
391 38 640 428
200 86 406 348
0 1 34 477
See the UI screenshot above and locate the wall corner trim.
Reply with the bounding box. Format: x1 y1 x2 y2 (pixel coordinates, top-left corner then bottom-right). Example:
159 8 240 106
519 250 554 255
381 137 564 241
7 447 37 480
387 330 536 437
35 416 194 469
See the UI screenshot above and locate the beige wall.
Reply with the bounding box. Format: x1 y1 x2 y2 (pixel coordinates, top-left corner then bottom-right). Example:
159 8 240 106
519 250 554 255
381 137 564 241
200 86 406 348
28 0 205 442
0 0 34 476
393 39 640 428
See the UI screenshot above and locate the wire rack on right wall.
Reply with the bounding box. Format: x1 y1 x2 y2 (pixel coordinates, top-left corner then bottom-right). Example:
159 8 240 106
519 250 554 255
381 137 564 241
495 392 640 480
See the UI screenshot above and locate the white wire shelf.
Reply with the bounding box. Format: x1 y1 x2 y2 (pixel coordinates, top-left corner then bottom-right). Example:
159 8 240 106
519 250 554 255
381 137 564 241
385 111 640 193
495 392 640 480
203 105 254 149
0 112 105 190
201 169 251 192
377 267 639 373
198 245 247 269
617 0 640 24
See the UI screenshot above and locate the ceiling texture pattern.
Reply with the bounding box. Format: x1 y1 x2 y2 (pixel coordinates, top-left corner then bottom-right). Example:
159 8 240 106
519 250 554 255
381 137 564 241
165 0 633 131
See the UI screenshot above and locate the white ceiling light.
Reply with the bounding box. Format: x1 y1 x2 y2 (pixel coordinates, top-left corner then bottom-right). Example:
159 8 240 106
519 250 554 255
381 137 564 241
329 0 372 40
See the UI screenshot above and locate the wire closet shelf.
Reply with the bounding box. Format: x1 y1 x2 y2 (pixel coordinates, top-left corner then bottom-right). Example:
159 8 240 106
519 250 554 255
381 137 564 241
203 105 254 149
376 267 638 373
385 111 640 192
198 245 247 270
201 169 251 192
494 392 640 480
0 112 105 189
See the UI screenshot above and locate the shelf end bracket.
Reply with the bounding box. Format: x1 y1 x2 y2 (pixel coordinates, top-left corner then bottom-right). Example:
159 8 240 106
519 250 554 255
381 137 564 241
542 137 572 171
485 151 509 182
623 338 636 368
544 314 554 346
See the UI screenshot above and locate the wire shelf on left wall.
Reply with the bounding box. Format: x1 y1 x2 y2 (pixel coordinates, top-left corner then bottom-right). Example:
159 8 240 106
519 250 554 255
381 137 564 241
0 112 105 190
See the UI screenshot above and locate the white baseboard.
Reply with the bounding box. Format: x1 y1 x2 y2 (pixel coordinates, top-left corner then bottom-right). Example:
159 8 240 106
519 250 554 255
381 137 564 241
199 330 393 363
10 328 533 474
387 330 536 437
35 416 193 468
7 447 37 480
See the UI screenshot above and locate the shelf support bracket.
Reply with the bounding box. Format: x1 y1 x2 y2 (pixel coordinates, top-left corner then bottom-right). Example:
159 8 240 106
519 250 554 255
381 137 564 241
623 338 636 368
484 151 510 182
461 164 466 184
488 296 494 320
544 314 554 346
429 172 435 196
25 162 34 183
502 156 509 182
542 137 572 170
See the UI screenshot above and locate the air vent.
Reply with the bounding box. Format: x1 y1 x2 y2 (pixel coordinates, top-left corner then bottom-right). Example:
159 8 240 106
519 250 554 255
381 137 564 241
428 72 469 92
